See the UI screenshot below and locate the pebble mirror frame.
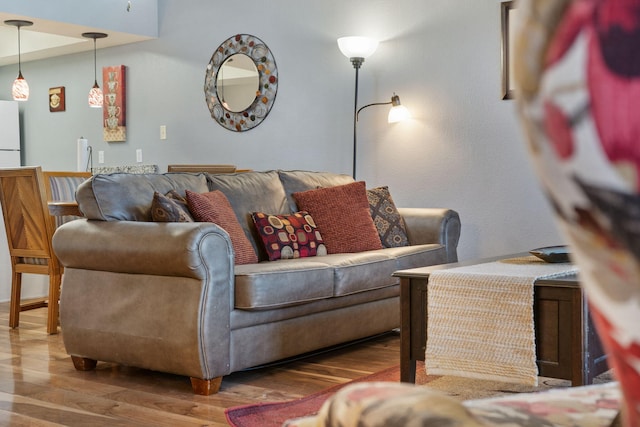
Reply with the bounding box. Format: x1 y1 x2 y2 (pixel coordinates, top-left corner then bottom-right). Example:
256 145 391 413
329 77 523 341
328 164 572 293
204 34 278 132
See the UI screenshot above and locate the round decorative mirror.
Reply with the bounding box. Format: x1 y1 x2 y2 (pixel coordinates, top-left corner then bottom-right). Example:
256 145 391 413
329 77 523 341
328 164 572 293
204 34 278 132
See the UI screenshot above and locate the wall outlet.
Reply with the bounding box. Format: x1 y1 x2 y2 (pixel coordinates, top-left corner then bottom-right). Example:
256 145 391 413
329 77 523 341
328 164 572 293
136 149 142 163
160 125 167 140
98 151 105 164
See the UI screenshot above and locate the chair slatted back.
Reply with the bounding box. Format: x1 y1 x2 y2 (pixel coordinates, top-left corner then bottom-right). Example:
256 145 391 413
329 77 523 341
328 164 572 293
43 171 91 228
0 167 54 261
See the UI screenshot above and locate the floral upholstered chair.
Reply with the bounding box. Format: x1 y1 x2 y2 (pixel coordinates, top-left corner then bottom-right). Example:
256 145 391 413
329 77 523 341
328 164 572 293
515 0 640 425
283 381 620 426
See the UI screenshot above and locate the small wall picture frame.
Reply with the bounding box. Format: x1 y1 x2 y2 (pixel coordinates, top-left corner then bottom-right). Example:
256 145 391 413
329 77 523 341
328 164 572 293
49 86 65 112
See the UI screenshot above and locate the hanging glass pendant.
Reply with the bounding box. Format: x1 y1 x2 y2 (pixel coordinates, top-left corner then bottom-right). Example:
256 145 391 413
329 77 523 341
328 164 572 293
4 20 33 102
88 81 103 108
82 32 108 108
11 72 29 101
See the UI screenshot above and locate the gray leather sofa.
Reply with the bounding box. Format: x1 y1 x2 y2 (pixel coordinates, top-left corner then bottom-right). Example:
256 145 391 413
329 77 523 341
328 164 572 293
53 170 461 394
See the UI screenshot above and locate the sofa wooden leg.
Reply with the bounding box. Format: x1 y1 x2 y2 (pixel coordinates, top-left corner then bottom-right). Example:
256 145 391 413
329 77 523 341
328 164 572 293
190 376 222 395
71 356 97 371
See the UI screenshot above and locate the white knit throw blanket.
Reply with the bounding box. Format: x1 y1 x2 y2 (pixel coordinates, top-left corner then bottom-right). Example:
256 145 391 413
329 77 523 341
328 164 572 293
425 256 578 386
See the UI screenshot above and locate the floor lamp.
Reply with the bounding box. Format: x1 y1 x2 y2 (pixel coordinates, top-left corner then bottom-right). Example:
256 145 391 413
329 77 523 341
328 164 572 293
338 37 411 178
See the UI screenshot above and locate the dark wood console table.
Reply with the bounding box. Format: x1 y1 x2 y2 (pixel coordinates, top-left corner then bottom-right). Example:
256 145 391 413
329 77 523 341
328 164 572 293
394 254 609 386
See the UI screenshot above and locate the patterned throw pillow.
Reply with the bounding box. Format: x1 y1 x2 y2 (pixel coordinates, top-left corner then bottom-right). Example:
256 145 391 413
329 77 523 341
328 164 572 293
293 181 383 254
252 211 327 261
367 186 409 248
151 190 194 222
186 190 258 265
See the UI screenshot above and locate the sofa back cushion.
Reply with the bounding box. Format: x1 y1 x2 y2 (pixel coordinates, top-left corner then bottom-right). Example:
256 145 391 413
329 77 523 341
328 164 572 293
278 170 355 212
207 170 289 260
76 173 209 221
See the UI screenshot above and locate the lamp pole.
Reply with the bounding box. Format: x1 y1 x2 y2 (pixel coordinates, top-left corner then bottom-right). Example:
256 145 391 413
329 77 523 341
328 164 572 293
351 58 363 179
337 37 378 178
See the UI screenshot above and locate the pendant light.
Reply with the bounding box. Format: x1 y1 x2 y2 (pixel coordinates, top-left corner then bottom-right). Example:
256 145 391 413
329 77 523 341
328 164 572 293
82 32 108 108
4 20 33 101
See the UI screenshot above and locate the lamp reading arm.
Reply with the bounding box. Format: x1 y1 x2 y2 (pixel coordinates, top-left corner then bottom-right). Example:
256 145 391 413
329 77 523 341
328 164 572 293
357 101 392 121
356 94 404 121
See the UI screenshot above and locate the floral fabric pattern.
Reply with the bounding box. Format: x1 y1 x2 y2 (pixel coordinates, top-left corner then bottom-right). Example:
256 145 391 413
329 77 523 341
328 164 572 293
515 1 640 425
283 382 620 427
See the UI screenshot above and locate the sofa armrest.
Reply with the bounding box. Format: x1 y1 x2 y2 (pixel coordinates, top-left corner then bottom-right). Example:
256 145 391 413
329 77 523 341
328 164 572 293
52 219 234 278
52 219 236 380
398 208 461 263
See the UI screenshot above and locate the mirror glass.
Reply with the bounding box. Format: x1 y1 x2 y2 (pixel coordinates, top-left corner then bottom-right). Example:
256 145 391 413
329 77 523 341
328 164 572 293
216 54 259 113
204 34 278 132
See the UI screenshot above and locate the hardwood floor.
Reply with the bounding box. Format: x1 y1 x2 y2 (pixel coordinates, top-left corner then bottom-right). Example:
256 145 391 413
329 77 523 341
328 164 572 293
0 302 400 426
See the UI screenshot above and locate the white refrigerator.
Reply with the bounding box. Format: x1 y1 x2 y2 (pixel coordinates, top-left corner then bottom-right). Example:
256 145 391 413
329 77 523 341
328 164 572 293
0 100 20 166
0 100 20 303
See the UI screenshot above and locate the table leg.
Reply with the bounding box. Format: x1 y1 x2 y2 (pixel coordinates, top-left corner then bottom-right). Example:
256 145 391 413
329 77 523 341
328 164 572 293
400 277 427 383
400 277 414 382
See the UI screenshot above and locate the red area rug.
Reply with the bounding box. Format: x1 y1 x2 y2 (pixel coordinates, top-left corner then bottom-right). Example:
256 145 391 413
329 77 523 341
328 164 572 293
225 364 432 427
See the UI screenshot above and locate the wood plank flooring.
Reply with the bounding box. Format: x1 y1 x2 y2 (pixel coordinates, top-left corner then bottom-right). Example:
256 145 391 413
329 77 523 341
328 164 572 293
0 302 400 426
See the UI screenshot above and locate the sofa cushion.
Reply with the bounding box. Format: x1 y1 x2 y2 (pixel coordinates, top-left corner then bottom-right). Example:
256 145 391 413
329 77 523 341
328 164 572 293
207 170 289 261
372 244 448 271
234 260 335 309
251 211 327 261
294 181 383 254
278 170 355 212
76 172 209 221
367 186 409 248
151 190 194 222
318 252 398 296
186 190 258 265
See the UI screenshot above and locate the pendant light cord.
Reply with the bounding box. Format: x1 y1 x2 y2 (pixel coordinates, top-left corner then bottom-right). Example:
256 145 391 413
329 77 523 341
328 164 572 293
17 25 22 75
93 38 98 85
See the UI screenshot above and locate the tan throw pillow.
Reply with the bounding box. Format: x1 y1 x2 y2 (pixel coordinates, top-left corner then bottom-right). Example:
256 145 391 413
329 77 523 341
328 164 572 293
151 190 194 222
293 181 382 254
367 186 409 248
186 190 258 265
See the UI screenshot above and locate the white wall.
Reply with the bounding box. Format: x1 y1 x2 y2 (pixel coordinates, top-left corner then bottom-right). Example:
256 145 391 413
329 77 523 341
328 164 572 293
0 0 563 294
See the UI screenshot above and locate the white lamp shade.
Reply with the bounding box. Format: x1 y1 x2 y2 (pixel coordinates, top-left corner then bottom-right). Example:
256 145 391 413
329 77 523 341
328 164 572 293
388 104 411 123
337 36 378 59
88 85 104 108
12 76 29 101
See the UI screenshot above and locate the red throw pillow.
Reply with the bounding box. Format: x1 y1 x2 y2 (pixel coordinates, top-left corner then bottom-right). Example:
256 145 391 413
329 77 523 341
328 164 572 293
186 190 258 265
252 211 327 261
293 181 383 254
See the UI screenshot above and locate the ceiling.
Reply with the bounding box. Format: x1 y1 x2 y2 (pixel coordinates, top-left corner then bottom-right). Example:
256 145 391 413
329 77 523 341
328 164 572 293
0 14 153 67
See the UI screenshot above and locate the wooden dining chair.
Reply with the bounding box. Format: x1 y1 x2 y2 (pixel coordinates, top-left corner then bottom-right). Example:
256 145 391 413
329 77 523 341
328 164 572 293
43 171 91 227
0 167 65 334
